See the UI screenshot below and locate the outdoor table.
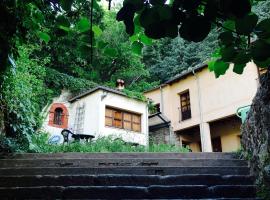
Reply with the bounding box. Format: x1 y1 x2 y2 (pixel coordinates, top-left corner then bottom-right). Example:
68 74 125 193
61 129 95 144
71 134 95 142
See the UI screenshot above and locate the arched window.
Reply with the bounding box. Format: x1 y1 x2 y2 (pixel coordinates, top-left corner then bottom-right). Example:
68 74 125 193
53 108 63 125
48 103 68 128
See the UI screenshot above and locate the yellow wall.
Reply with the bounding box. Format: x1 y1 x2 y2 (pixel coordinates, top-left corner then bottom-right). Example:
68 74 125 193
145 63 258 132
145 62 258 152
210 117 241 152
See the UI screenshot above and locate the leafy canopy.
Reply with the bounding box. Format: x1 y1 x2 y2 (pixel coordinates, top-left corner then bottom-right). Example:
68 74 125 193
116 0 270 78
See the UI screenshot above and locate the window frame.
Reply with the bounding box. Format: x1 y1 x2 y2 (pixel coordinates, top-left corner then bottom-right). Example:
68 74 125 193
48 103 69 129
53 108 64 125
179 90 192 121
105 106 141 133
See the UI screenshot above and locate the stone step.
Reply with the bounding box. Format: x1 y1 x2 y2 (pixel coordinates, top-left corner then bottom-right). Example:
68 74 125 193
0 166 250 176
0 174 254 187
0 158 247 168
0 185 256 199
0 152 237 159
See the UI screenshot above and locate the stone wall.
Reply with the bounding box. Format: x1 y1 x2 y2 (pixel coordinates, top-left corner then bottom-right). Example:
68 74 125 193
150 127 171 144
241 69 270 198
150 126 179 145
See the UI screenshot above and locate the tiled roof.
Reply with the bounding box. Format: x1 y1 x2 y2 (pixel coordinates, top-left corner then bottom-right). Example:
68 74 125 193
69 86 128 102
144 63 208 93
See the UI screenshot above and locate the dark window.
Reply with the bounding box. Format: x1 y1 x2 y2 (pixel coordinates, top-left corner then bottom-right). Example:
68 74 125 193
53 108 63 125
180 91 191 120
105 107 141 132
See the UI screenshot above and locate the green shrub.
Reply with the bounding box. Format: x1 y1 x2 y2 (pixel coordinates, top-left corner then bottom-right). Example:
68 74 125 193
0 135 22 153
30 133 189 153
149 143 190 153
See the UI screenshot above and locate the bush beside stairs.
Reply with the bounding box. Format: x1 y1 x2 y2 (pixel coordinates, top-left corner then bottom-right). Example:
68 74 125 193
0 152 262 199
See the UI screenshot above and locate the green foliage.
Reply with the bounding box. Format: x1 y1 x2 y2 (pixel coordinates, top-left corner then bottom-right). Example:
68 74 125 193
92 11 151 88
76 17 91 33
44 68 97 97
30 133 189 153
37 32 51 43
149 143 190 153
131 41 144 55
148 100 158 114
143 31 218 82
122 89 147 101
0 45 48 150
0 135 21 153
117 0 270 78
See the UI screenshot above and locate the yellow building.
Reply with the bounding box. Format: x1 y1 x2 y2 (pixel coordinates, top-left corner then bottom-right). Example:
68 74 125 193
144 62 259 152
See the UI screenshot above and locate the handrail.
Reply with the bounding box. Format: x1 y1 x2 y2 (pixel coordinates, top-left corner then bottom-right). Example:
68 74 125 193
236 105 251 123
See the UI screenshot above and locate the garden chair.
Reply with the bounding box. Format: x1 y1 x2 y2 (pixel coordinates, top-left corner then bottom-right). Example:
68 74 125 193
61 129 74 144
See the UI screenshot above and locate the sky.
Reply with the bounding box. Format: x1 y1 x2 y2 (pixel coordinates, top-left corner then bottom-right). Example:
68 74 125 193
100 0 123 10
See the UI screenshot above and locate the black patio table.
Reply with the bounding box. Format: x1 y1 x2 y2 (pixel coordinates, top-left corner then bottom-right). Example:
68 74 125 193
71 134 95 142
61 129 94 143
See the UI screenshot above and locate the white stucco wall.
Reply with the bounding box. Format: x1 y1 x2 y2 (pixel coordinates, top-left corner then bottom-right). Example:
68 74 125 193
42 88 148 146
68 91 101 136
98 91 148 146
41 90 71 142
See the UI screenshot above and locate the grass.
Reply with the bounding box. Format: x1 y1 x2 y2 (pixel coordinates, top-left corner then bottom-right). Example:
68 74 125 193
29 133 190 153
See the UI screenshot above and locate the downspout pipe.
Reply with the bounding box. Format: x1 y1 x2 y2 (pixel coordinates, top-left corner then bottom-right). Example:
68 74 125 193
192 69 205 152
145 99 149 151
160 86 164 113
159 84 173 145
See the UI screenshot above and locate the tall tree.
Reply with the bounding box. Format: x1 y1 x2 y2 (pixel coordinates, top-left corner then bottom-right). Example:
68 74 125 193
143 30 218 82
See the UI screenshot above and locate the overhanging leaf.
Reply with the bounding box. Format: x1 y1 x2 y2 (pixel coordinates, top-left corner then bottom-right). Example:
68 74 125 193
236 14 258 35
59 25 71 32
208 59 216 72
123 0 144 11
37 32 51 43
255 18 270 39
150 0 166 6
179 16 211 42
253 57 270 68
92 25 102 36
251 40 270 61
78 44 91 58
233 51 251 65
233 63 246 74
130 34 139 43
97 41 108 49
104 48 117 57
218 31 234 46
220 46 236 62
223 20 235 31
60 0 73 11
140 7 159 28
132 41 143 55
56 15 70 28
140 34 152 45
213 60 230 78
77 17 91 33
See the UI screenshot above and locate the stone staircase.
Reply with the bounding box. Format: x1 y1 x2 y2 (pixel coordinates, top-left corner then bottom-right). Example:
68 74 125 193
0 153 260 199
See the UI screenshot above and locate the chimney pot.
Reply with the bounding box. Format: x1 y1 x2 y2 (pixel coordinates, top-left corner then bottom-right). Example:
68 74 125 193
116 79 125 90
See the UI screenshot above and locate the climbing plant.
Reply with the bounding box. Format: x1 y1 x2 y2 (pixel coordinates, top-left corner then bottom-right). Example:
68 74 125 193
0 45 48 151
116 0 270 78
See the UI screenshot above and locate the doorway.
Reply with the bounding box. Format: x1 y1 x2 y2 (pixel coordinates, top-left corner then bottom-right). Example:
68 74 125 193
211 137 222 152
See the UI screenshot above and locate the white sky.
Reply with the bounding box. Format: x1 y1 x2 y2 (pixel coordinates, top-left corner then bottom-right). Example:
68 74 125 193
100 0 123 10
